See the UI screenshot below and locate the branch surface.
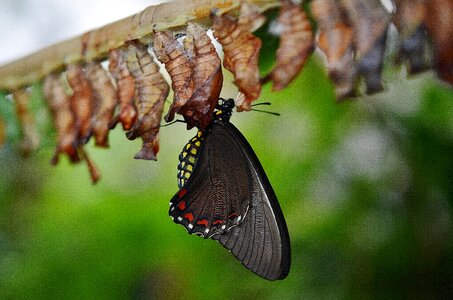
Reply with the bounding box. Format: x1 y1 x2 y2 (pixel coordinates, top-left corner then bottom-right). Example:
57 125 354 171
0 0 279 91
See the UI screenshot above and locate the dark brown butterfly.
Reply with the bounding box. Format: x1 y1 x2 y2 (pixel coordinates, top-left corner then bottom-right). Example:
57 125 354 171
169 98 291 280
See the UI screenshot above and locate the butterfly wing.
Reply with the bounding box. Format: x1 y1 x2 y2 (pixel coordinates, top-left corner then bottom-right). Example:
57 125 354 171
169 122 251 238
170 121 291 280
211 122 291 280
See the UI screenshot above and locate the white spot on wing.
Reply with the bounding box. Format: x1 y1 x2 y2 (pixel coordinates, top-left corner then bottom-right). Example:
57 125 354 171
177 216 183 222
221 225 226 230
188 224 193 229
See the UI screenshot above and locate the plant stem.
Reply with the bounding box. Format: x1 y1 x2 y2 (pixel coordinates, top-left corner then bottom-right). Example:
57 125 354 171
0 0 279 92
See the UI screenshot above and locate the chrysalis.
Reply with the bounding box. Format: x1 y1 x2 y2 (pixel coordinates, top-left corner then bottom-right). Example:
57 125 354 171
424 0 453 85
108 48 137 131
85 62 119 147
125 42 169 160
179 22 223 129
43 73 79 164
66 64 94 143
12 89 40 156
212 3 265 111
342 0 390 94
153 31 193 123
311 0 356 99
265 0 314 91
393 0 429 74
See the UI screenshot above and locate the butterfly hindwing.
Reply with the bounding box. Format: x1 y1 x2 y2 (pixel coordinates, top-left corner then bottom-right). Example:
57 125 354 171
211 122 291 280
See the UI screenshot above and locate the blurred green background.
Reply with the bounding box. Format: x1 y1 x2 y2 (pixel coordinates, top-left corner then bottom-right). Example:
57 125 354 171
1 8 453 300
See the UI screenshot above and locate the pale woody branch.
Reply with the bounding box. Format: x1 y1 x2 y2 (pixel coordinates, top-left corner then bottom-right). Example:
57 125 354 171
0 0 279 92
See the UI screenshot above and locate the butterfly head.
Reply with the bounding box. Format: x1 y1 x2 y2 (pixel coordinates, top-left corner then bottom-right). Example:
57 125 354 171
213 98 235 122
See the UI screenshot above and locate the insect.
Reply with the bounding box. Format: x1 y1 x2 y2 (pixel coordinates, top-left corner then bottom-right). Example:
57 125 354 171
169 98 291 280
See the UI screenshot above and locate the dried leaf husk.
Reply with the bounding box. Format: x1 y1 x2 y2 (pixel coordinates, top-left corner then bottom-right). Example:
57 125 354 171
108 49 137 131
395 25 430 75
179 22 223 129
125 42 169 160
424 0 453 85
66 64 95 143
153 31 193 122
393 0 429 75
357 30 387 94
341 0 390 58
342 0 390 94
394 0 426 35
12 89 40 156
43 73 80 164
212 3 264 111
312 0 356 99
267 0 314 91
85 62 119 147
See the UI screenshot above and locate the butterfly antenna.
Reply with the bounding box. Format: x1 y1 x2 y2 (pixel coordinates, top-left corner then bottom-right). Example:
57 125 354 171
251 102 272 107
251 108 281 116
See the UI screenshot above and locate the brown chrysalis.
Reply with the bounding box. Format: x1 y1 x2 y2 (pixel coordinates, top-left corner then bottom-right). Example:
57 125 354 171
66 64 94 143
12 89 40 156
312 0 356 99
424 0 453 85
43 73 80 164
153 30 194 124
265 0 314 91
108 48 137 131
125 42 169 160
393 0 429 75
85 62 119 147
212 3 265 111
342 0 390 94
178 22 223 129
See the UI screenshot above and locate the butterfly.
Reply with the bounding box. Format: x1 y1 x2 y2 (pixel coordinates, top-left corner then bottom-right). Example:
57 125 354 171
169 98 291 280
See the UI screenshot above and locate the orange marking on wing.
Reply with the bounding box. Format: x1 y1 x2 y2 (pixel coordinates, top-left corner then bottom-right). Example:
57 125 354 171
184 213 194 223
197 219 209 227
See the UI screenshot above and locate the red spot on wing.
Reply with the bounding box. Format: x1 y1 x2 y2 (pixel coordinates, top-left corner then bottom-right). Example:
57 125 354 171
184 213 194 222
178 201 186 211
178 188 188 199
227 212 238 219
197 219 208 226
212 220 224 225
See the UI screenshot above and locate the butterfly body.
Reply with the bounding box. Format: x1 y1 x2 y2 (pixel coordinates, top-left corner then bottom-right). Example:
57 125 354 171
169 99 290 280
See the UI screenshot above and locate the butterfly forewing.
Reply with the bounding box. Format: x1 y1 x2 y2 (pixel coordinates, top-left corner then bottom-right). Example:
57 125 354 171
169 122 251 237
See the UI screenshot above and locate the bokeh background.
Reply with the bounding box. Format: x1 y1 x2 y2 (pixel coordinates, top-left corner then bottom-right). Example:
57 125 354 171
1 1 453 299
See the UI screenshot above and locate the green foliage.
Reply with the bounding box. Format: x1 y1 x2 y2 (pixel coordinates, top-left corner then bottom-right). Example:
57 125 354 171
1 58 453 299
